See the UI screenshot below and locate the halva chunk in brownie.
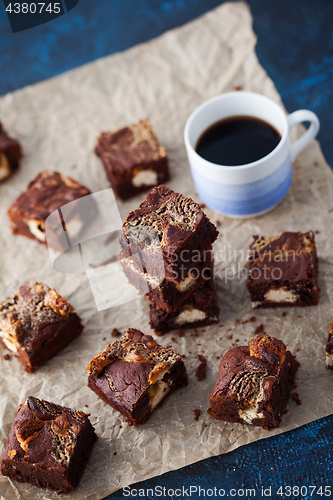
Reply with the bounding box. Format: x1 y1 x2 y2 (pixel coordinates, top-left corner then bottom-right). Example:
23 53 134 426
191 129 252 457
0 397 96 493
87 328 188 424
8 171 91 246
208 334 299 430
0 122 22 182
247 231 319 308
95 119 170 200
0 281 83 373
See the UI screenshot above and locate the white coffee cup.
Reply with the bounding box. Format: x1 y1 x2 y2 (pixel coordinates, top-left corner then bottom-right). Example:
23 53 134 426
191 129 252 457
184 91 320 218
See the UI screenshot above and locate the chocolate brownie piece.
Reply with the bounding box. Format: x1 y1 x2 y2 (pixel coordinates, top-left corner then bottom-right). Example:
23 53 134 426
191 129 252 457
326 317 333 369
120 185 218 284
247 231 319 308
120 250 214 312
0 281 83 373
208 334 299 430
0 123 22 182
8 171 91 246
149 277 219 335
87 328 188 424
95 120 170 201
1 396 97 493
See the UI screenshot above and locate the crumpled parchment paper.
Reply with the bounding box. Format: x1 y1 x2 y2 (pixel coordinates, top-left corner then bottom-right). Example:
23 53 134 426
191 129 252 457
1 2 333 499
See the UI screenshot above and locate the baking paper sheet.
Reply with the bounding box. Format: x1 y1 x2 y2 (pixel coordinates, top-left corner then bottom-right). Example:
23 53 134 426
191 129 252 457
1 2 333 499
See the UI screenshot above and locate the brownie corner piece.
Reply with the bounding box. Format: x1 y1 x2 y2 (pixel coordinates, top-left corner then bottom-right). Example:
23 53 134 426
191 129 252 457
0 122 22 182
95 119 170 200
7 170 91 245
0 396 97 493
208 334 299 430
87 328 188 424
326 318 333 369
247 230 319 308
0 281 83 372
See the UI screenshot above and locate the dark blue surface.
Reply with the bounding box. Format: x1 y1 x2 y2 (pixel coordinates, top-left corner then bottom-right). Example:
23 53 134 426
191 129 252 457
1 1 333 497
107 414 333 500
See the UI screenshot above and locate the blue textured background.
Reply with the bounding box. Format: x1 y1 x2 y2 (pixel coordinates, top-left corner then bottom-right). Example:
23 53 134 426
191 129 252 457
1 1 333 498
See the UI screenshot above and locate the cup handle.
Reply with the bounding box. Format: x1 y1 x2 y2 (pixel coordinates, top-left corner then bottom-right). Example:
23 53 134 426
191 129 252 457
287 109 320 161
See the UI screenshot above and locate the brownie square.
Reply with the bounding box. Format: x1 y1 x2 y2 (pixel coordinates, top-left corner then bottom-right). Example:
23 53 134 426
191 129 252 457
247 231 319 308
120 184 218 284
87 328 188 425
0 122 22 183
149 276 219 335
208 334 299 430
8 171 91 246
326 317 333 369
1 396 97 493
95 119 170 201
0 281 83 373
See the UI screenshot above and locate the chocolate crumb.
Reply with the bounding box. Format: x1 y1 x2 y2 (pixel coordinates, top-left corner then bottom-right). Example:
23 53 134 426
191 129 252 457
291 392 302 405
171 337 175 341
103 337 106 341
296 348 299 352
254 324 264 335
178 328 184 338
195 355 207 381
84 404 88 408
281 311 287 317
114 451 117 455
111 328 121 337
193 409 201 421
104 232 118 246
315 230 320 234
3 354 10 361
204 423 208 427
182 354 186 358
234 85 243 91
271 467 276 472
216 356 220 359
249 316 256 322
236 319 240 323
227 334 233 340
295 477 300 481
119 425 122 428
216 220 221 226
194 329 198 337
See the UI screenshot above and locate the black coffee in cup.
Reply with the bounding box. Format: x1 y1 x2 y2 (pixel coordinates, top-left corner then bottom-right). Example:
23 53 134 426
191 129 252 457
195 116 281 166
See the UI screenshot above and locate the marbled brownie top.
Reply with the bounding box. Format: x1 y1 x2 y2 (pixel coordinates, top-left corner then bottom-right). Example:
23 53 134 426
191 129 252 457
0 281 75 353
248 231 317 284
96 119 166 172
87 328 180 384
8 171 90 222
210 334 290 402
122 184 218 248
